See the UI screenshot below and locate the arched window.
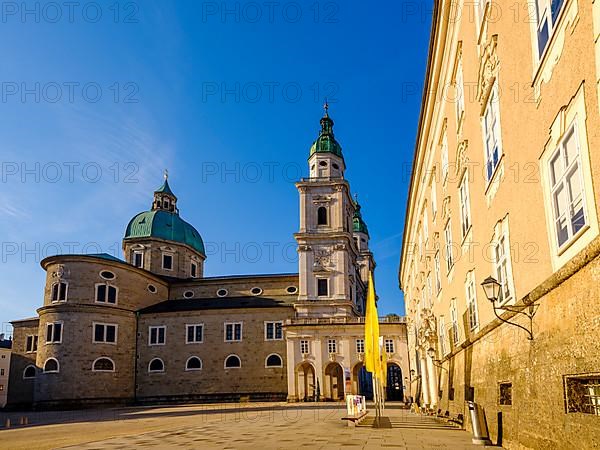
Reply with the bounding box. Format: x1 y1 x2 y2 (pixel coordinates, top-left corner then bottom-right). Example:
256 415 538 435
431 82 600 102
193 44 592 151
148 358 165 373
265 353 283 368
43 358 59 373
224 354 241 369
96 284 118 304
23 365 36 379
92 357 115 372
185 356 202 371
317 207 328 225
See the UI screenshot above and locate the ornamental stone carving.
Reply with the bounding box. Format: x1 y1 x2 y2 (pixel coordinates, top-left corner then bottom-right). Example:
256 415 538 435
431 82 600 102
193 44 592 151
477 34 499 107
455 140 469 178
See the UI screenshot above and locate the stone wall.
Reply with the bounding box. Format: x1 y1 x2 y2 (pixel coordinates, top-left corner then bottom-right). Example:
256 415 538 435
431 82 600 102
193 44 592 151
6 320 39 408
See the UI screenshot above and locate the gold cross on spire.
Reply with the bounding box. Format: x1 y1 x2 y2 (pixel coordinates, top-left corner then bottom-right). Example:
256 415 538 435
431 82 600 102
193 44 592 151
323 98 329 116
164 169 169 181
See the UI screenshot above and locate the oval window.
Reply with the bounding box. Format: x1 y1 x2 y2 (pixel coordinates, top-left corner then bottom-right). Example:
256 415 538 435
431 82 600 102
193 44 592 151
100 270 115 280
319 161 327 167
184 290 194 299
250 287 262 296
147 284 157 294
286 286 298 294
216 289 228 297
332 163 339 170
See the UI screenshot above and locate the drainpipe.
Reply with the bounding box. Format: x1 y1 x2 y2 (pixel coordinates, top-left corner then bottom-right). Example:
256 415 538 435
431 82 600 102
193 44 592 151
133 311 139 404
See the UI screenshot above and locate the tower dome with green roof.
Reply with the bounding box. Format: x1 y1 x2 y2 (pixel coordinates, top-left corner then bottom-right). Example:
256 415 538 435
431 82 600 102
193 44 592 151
123 172 205 256
309 102 344 160
353 199 369 237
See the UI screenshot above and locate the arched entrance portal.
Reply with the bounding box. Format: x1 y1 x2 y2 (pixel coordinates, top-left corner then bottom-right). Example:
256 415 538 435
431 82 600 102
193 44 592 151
386 363 404 401
296 363 316 402
324 362 344 400
352 362 373 400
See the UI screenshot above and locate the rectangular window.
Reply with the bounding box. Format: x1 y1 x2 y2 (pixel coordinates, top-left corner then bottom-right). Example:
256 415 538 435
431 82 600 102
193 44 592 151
423 209 429 243
450 300 459 345
265 321 283 340
565 375 600 416
46 322 63 343
465 272 479 330
455 57 465 126
186 324 204 343
434 252 442 294
431 178 438 220
26 335 38 353
96 284 117 304
51 282 67 302
459 173 472 238
225 322 242 342
384 339 394 354
162 254 173 270
549 125 587 249
495 235 511 303
93 323 117 344
441 132 449 182
439 316 447 355
499 382 513 406
327 339 337 354
356 339 365 354
1 369 4 376
445 220 454 272
317 278 329 297
535 0 565 57
191 261 198 278
149 325 166 345
133 251 144 268
483 83 502 181
300 340 309 354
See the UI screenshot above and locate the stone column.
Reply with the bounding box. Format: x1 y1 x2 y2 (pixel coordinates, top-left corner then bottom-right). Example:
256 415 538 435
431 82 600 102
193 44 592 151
426 355 438 409
420 354 430 407
286 337 297 401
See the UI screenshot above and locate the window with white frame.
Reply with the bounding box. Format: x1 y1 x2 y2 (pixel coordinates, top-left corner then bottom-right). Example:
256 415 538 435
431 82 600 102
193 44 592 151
327 339 337 354
96 284 117 304
186 324 203 344
224 322 242 342
300 340 309 354
441 132 449 182
356 339 365 354
455 56 465 126
133 251 144 268
162 253 173 270
93 323 117 344
439 316 447 355
46 322 63 343
483 82 502 181
495 234 512 304
26 335 38 353
434 251 442 294
265 321 283 340
51 281 67 302
535 0 566 58
149 326 166 345
459 172 472 238
465 271 479 330
548 124 587 249
384 339 394 354
450 299 459 345
445 220 454 271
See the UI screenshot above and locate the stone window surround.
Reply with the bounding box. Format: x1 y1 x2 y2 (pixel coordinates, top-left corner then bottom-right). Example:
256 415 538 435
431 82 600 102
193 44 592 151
186 324 204 344
23 365 36 379
327 339 337 354
25 334 38 353
132 250 144 268
384 338 395 354
300 340 309 355
224 322 243 342
264 321 283 341
43 357 60 374
92 322 118 345
490 215 516 307
94 283 118 305
224 354 241 369
45 321 63 344
465 270 479 331
185 356 203 371
148 358 165 373
50 281 68 303
264 353 283 368
92 357 115 373
148 325 167 346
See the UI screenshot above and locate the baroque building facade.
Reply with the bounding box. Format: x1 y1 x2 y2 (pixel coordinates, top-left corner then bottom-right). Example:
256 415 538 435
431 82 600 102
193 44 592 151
5 109 409 409
400 1 600 448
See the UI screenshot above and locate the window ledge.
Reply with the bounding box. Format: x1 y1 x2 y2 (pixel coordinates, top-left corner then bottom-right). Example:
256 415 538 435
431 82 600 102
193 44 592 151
557 224 590 257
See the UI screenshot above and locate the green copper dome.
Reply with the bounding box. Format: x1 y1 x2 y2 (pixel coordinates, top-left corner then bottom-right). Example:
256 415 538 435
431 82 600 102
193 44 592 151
309 106 343 159
124 210 205 255
353 201 369 236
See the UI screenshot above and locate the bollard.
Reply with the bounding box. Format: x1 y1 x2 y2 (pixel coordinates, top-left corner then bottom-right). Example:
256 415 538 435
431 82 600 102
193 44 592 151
467 401 492 446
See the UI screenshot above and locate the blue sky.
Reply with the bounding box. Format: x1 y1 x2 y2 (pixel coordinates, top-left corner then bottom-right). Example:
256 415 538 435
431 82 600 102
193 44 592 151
0 1 432 334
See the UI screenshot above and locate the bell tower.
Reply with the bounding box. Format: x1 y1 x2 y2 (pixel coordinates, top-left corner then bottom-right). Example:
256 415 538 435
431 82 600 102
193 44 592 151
294 105 361 318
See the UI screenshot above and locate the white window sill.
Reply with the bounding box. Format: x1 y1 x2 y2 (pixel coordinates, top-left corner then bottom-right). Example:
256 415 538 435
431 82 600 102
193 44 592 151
556 224 590 257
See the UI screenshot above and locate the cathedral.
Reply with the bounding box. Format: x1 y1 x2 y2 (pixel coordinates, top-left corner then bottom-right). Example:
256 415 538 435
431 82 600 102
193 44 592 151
6 108 408 409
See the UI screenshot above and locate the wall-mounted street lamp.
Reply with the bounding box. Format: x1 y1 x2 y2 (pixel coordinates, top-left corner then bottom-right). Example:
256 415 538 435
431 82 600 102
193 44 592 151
480 276 538 341
427 347 448 372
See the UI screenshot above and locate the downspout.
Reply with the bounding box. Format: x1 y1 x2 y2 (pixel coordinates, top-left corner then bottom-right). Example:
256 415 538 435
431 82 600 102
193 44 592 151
133 311 139 404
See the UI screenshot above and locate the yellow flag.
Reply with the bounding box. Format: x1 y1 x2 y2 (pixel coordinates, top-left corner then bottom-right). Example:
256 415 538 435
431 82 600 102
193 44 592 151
364 271 380 378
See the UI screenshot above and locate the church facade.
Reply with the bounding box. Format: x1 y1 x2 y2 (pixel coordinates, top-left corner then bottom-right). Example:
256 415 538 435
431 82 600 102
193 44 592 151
6 110 408 409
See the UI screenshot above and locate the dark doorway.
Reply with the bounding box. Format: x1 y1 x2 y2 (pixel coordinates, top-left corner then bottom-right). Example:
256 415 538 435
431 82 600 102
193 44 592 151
354 363 373 400
387 363 404 401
